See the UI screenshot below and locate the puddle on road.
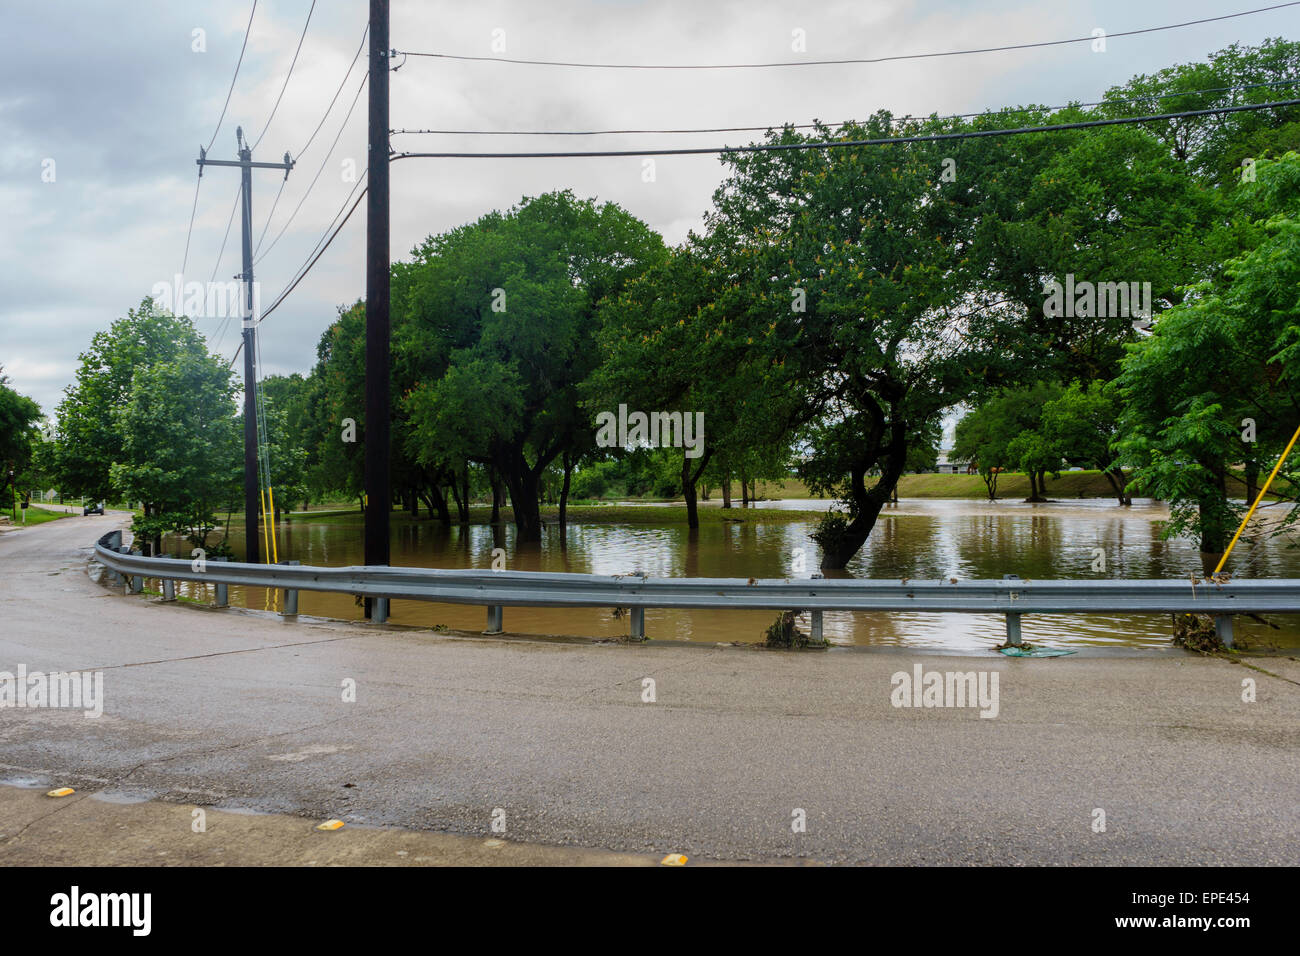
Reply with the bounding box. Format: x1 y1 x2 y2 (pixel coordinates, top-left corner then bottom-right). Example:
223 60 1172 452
0 775 48 790
89 789 158 805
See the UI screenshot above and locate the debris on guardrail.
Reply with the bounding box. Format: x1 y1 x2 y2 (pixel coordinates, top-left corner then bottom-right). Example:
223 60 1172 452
1172 613 1236 653
764 611 828 649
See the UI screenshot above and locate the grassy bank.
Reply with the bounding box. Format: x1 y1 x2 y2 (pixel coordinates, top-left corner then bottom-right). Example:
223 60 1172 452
2 506 77 526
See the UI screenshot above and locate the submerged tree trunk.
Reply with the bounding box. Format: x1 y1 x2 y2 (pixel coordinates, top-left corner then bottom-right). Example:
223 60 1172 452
489 468 503 525
1102 466 1131 506
428 484 451 526
559 452 572 534
721 478 732 509
504 466 544 543
681 449 714 530
820 416 908 570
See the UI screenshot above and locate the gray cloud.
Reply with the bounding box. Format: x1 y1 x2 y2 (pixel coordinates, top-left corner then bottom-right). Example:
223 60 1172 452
1 0 1294 413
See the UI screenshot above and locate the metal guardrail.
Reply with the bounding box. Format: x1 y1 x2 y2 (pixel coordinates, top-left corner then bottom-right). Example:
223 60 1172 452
94 531 1300 647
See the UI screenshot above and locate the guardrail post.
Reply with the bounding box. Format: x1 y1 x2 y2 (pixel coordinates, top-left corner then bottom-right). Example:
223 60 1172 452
372 597 389 624
1005 612 1022 646
1002 574 1023 646
160 553 176 602
630 606 645 641
115 545 132 591
129 548 143 594
810 572 824 642
1215 614 1234 648
484 605 503 634
212 556 229 607
281 560 301 617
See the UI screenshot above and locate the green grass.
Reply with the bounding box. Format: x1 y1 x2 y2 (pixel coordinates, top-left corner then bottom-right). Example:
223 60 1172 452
6 505 77 526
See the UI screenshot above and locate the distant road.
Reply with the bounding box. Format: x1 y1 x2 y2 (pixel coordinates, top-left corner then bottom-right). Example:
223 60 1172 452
0 514 1297 865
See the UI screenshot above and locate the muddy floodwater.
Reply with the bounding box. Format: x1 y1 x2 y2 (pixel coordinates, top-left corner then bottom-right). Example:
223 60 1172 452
163 498 1300 651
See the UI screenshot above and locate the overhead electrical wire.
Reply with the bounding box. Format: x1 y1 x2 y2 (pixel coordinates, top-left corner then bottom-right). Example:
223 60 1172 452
182 0 257 283
239 97 1298 363
205 0 259 151
392 3 1300 70
389 98 1300 159
253 177 287 257
230 174 369 368
210 186 242 283
296 24 369 160
251 0 316 151
254 71 369 266
179 175 203 276
390 78 1300 137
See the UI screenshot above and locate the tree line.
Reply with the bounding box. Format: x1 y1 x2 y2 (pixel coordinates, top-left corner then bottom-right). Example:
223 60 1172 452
20 39 1300 570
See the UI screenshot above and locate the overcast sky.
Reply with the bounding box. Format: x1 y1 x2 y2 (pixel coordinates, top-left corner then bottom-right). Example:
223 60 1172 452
2 0 1296 416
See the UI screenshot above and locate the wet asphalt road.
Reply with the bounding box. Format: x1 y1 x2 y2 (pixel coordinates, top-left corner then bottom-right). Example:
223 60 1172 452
1 514 1297 865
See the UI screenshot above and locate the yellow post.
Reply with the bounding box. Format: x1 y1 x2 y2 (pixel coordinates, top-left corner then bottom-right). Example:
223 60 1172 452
266 485 279 564
1213 422 1300 574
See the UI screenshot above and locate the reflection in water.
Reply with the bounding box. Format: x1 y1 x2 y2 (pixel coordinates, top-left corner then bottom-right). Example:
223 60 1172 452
164 499 1300 651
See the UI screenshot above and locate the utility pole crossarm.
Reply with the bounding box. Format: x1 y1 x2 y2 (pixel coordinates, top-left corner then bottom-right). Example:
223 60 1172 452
198 157 295 171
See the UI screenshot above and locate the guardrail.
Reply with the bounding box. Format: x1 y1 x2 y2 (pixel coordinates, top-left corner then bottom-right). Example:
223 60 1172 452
94 531 1300 647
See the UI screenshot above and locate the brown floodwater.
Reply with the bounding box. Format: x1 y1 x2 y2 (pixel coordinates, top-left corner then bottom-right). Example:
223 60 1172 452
161 498 1300 651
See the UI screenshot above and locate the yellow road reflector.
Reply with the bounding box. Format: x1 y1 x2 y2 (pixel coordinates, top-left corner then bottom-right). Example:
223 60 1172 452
660 853 688 866
316 819 345 831
46 787 75 798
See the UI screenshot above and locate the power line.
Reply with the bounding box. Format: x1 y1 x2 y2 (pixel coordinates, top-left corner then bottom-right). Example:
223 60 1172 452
239 96 1298 363
254 71 368 266
389 98 1300 159
260 179 368 325
228 181 368 370
390 78 1300 137
205 0 258 151
392 3 1300 70
210 185 242 283
251 0 316 151
253 176 286 257
297 24 369 159
179 173 203 276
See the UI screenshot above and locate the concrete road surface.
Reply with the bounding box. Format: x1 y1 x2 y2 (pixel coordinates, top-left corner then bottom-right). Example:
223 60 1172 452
0 514 1296 865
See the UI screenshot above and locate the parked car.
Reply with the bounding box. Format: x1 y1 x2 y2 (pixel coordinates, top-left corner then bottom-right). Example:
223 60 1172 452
83 502 104 516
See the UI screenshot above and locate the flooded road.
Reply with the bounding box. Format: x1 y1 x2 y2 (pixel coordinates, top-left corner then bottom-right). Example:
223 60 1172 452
166 498 1300 650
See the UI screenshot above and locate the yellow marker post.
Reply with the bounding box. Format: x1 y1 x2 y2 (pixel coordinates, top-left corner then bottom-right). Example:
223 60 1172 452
1214 422 1300 574
316 819 345 831
46 787 75 798
266 485 279 564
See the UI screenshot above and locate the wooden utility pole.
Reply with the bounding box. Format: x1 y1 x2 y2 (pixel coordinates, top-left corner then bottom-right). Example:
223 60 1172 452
364 0 392 593
197 127 293 563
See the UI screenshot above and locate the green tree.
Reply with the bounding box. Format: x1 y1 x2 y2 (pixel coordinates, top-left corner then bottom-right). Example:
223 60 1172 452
1040 380 1130 505
0 368 43 508
400 191 665 542
1117 153 1300 559
109 347 240 552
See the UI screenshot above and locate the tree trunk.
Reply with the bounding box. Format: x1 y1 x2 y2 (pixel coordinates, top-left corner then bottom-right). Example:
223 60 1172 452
459 462 470 524
504 466 543 543
1102 466 1131 506
489 468 503 525
680 449 714 530
1199 464 1229 556
1244 459 1259 506
821 414 910 569
721 478 732 509
428 484 451 526
559 453 572 535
